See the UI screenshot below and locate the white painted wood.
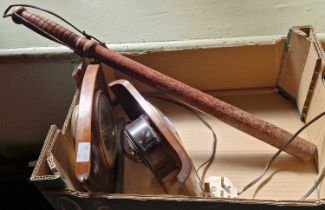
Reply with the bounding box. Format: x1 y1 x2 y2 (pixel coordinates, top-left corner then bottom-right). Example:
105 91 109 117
1 0 325 49
0 35 283 58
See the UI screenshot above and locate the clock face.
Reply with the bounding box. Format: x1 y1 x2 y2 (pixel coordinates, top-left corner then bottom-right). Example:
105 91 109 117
95 91 117 168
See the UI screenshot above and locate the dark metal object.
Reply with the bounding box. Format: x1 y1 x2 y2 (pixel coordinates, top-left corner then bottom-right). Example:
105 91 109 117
111 79 203 195
124 115 174 179
4 6 318 162
125 115 161 158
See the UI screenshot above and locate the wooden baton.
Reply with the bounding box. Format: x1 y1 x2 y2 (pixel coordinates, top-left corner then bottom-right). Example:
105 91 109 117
8 6 317 162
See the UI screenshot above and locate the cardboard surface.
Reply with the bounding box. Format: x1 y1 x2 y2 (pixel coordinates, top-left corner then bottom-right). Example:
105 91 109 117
109 41 285 93
278 27 325 120
32 89 321 201
30 26 325 208
134 91 318 200
305 73 325 197
278 27 311 100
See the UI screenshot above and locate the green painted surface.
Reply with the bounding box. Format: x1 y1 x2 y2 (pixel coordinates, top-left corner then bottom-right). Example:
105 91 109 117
1 0 325 49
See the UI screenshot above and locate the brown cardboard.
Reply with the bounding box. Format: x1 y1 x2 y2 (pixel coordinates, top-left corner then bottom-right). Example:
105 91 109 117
278 26 325 121
278 27 311 102
112 40 285 93
31 26 325 209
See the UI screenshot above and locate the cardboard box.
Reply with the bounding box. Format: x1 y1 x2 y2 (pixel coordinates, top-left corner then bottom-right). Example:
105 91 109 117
31 26 325 209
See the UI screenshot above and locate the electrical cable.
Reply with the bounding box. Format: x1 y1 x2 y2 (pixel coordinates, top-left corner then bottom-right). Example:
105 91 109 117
300 161 325 200
238 111 325 198
144 94 217 182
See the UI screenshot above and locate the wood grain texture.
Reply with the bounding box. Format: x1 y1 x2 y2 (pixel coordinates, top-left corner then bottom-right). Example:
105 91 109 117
74 64 117 192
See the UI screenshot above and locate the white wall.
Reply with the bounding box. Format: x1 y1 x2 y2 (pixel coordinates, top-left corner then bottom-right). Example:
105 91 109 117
1 0 325 49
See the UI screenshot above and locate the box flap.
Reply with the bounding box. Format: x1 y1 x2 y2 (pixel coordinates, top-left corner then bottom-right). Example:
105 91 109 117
30 125 65 189
278 26 325 121
30 124 82 191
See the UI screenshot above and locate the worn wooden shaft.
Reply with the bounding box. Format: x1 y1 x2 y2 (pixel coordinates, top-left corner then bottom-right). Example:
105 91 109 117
10 7 317 162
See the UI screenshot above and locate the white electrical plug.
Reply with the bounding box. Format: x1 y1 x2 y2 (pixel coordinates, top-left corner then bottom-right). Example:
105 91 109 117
204 176 238 198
